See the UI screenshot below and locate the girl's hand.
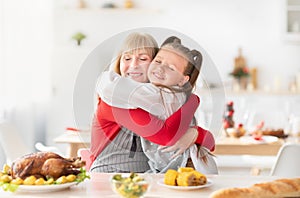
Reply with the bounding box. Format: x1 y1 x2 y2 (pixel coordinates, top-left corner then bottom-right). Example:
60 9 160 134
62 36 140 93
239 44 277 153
158 128 198 159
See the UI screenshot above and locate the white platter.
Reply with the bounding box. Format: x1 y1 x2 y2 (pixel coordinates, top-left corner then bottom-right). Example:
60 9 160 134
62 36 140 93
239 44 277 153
157 179 213 190
240 135 279 144
16 182 77 193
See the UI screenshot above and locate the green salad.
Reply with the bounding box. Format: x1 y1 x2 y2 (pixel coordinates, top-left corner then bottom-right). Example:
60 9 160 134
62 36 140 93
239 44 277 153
111 173 149 198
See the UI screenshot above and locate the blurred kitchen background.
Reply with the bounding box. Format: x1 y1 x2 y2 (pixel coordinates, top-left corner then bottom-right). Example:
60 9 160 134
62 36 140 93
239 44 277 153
1 0 300 173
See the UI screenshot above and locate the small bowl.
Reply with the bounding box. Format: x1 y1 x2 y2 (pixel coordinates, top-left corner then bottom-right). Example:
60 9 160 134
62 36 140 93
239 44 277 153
110 173 150 198
226 128 245 138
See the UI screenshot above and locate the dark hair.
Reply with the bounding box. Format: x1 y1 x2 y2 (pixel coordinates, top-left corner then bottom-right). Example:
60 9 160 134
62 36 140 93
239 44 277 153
161 36 203 96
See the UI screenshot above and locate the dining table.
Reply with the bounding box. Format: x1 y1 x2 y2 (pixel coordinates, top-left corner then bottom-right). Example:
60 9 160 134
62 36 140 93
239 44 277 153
53 131 90 157
213 136 285 156
0 172 284 198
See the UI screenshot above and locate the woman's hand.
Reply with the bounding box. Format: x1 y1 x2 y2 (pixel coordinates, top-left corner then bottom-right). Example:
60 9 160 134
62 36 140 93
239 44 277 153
158 127 198 159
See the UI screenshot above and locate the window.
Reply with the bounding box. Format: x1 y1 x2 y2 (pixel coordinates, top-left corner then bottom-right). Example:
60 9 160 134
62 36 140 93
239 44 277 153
0 0 53 106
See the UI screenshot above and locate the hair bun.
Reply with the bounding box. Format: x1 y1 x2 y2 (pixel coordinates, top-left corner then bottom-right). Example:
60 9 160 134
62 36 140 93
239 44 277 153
161 36 181 47
191 49 203 70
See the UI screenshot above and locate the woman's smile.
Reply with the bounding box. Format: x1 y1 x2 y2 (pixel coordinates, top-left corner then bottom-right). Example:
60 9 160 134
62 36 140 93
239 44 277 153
126 71 143 77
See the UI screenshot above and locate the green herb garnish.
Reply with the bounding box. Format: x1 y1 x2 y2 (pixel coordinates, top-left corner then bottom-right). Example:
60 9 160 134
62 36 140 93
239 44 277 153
75 168 90 184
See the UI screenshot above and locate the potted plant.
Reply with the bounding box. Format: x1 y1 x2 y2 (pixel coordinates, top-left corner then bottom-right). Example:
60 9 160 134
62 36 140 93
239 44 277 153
230 48 250 90
72 32 86 46
230 66 250 79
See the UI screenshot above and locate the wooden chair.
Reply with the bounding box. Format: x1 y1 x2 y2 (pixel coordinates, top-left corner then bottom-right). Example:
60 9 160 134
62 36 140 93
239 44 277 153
35 142 64 156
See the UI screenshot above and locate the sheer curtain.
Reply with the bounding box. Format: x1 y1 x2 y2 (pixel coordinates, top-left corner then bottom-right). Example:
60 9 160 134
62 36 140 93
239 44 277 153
0 0 53 165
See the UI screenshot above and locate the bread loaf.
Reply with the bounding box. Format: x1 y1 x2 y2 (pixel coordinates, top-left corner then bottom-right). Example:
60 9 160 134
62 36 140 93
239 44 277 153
210 178 300 198
262 129 285 138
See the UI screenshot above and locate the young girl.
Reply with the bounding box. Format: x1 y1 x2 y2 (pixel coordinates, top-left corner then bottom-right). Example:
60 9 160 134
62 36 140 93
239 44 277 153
90 33 212 173
97 36 218 173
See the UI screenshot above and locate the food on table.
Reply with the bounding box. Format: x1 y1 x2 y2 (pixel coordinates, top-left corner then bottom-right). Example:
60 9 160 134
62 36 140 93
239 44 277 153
236 123 246 136
253 134 263 141
164 169 178 186
10 177 23 185
164 167 207 186
178 167 194 173
209 177 300 198
262 128 285 138
110 173 149 198
227 123 246 138
23 175 36 185
251 120 286 139
34 177 46 185
0 152 90 192
177 171 206 186
11 152 85 179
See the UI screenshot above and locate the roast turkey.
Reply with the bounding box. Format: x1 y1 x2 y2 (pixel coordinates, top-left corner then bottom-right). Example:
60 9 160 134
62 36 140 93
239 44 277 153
11 152 86 179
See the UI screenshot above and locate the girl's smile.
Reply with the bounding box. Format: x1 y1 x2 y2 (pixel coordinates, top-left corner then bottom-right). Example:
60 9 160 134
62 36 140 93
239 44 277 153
148 48 189 87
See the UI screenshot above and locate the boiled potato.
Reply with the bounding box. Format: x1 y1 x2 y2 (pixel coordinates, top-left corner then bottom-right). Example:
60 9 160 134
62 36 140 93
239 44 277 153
66 174 76 182
35 178 46 185
10 177 23 185
0 175 12 183
23 176 36 185
56 176 68 184
45 177 54 185
2 164 11 174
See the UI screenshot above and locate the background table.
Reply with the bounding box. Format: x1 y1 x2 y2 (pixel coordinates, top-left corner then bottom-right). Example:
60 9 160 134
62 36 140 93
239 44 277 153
213 136 284 156
54 131 90 157
54 132 287 157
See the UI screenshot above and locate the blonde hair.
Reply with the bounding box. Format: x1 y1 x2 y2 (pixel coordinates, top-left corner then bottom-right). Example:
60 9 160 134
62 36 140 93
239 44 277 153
114 32 159 74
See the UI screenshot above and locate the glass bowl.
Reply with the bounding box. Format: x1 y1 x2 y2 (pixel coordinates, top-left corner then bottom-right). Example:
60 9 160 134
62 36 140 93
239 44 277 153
110 173 150 198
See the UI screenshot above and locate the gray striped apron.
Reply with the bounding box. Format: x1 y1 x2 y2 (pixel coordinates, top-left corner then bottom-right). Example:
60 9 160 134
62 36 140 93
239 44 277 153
90 127 150 173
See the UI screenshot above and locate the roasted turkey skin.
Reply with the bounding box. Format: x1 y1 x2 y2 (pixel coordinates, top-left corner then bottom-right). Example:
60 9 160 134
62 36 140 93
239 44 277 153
11 152 86 179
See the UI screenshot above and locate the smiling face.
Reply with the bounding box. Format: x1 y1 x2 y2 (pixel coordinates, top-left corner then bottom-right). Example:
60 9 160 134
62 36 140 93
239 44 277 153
119 49 153 83
147 48 190 87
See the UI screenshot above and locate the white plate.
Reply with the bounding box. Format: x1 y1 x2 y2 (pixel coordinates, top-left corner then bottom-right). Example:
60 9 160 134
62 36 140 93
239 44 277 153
157 179 213 190
17 182 77 193
240 135 279 144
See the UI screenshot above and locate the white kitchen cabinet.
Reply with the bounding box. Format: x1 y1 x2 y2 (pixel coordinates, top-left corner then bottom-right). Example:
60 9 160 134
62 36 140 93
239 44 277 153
285 0 300 41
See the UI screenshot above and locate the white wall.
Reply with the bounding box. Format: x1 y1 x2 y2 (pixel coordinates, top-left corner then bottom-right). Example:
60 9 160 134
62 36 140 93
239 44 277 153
48 0 300 143
55 0 300 88
48 0 300 142
0 0 53 166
